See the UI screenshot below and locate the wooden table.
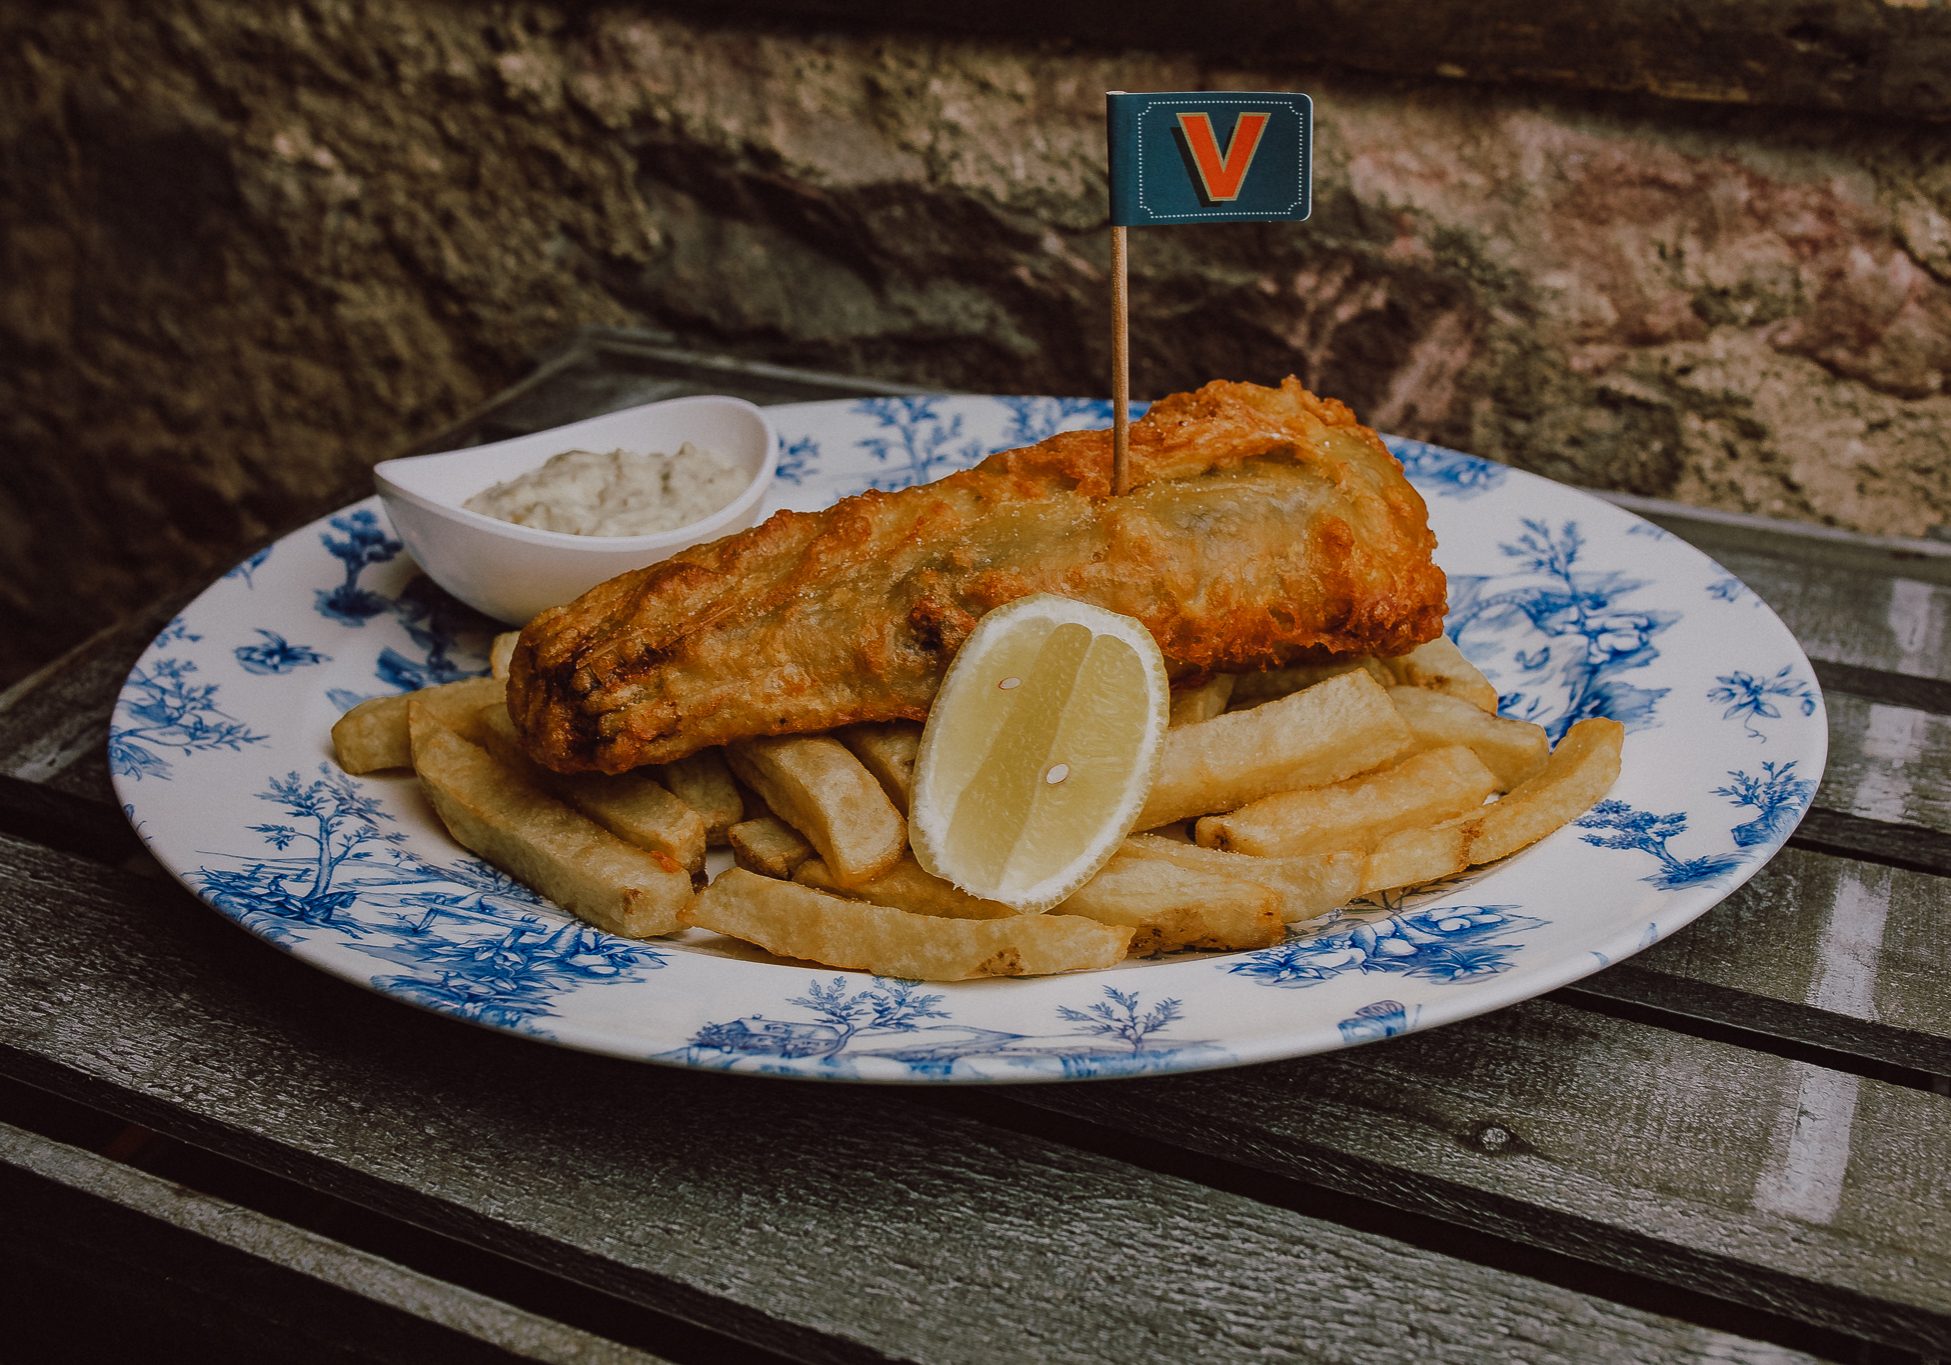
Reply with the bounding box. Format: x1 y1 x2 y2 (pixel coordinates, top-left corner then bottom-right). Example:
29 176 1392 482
3 332 1947 1362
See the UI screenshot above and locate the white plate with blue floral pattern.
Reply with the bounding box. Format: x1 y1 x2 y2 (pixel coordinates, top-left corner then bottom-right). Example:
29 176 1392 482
112 395 1827 1083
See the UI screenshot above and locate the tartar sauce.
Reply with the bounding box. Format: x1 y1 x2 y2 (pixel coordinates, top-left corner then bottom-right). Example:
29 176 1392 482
464 444 746 537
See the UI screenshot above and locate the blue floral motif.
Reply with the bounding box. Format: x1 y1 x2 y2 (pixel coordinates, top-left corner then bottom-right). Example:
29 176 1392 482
1707 576 1750 604
224 545 273 588
1449 519 1676 742
324 577 492 707
1387 438 1509 499
1226 905 1545 990
1574 801 1744 890
673 980 1218 1078
853 397 987 491
372 574 492 692
1579 758 1812 888
315 509 404 626
359 910 664 1033
1055 987 1183 1050
775 434 819 486
234 628 329 676
1338 999 1421 1044
192 765 659 1031
109 657 266 781
1707 665 1818 742
1715 760 1816 849
1626 522 1674 541
997 395 1116 446
194 766 403 937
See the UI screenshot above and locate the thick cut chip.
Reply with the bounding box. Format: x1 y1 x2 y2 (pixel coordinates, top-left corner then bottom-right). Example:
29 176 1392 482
332 693 413 774
794 855 1022 920
1119 833 1362 924
836 721 922 813
1168 675 1235 727
1358 717 1624 892
684 869 1132 980
407 676 506 756
728 816 816 880
489 631 521 681
656 749 744 845
727 735 907 886
1378 635 1498 712
1388 686 1549 790
1058 856 1283 955
1195 745 1498 858
1228 657 1388 706
475 704 706 873
1138 670 1412 828
909 595 1169 911
414 727 691 937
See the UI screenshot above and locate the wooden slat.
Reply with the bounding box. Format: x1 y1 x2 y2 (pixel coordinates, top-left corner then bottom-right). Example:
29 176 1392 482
1814 692 1951 834
1811 660 1951 718
0 1120 664 1364
1602 489 1951 590
1791 809 1951 879
0 835 1816 1365
1014 997 1951 1354
0 591 188 795
1622 847 1951 1064
1703 550 1949 682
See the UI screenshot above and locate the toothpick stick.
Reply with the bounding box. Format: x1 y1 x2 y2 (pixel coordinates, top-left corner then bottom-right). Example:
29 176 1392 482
1111 224 1131 495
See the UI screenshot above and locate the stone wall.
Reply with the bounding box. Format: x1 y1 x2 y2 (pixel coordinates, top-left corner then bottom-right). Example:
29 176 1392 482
4 1 1950 683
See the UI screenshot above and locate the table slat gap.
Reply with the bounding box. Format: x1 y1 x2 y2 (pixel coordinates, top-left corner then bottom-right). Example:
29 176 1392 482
1810 660 1951 717
1557 969 1951 1084
1790 810 1951 878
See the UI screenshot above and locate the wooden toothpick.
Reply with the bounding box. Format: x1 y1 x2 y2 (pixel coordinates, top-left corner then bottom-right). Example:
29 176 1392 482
1111 223 1131 496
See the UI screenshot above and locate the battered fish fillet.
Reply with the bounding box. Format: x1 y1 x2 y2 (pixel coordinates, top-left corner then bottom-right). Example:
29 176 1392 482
510 377 1447 774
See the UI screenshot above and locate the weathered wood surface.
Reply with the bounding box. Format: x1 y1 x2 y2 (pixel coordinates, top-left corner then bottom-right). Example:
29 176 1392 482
0 833 1817 1365
1816 692 1951 833
0 1120 664 1365
1624 847 1951 1068
1015 997 1951 1352
1713 555 1950 683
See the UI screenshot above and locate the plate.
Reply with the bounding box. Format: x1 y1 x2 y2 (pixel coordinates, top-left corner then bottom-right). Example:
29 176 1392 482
112 395 1827 1082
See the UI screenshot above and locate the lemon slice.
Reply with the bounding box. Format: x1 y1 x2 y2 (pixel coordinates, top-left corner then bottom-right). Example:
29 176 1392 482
909 594 1169 911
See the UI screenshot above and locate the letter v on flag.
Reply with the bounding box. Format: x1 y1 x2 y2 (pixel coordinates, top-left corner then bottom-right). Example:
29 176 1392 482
1108 92 1311 226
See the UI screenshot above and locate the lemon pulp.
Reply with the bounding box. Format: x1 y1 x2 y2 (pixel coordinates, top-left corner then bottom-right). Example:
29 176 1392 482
910 596 1168 911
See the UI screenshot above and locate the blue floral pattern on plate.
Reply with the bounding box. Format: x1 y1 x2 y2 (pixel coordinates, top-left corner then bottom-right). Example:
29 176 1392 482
112 398 1828 1082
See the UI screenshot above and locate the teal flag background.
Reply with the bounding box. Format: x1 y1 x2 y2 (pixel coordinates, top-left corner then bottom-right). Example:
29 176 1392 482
1107 92 1312 227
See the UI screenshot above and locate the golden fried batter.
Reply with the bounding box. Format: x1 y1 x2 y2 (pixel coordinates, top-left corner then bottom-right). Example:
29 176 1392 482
509 377 1447 773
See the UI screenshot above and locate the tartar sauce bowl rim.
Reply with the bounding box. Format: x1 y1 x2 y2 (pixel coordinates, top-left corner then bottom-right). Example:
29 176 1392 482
372 394 780 552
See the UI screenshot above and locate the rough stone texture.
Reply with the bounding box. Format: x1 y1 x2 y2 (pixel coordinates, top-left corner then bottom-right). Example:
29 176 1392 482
3 1 1950 684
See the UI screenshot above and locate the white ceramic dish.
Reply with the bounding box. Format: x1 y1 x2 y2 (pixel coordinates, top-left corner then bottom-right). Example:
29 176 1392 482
114 394 1825 1083
374 394 777 623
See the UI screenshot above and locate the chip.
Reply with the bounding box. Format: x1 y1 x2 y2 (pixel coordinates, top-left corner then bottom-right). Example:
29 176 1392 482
727 735 907 886
1139 669 1412 827
1194 745 1498 858
684 869 1132 979
414 726 691 937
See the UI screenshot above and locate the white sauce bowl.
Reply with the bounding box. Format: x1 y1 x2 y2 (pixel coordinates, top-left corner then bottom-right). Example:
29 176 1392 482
374 395 778 624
